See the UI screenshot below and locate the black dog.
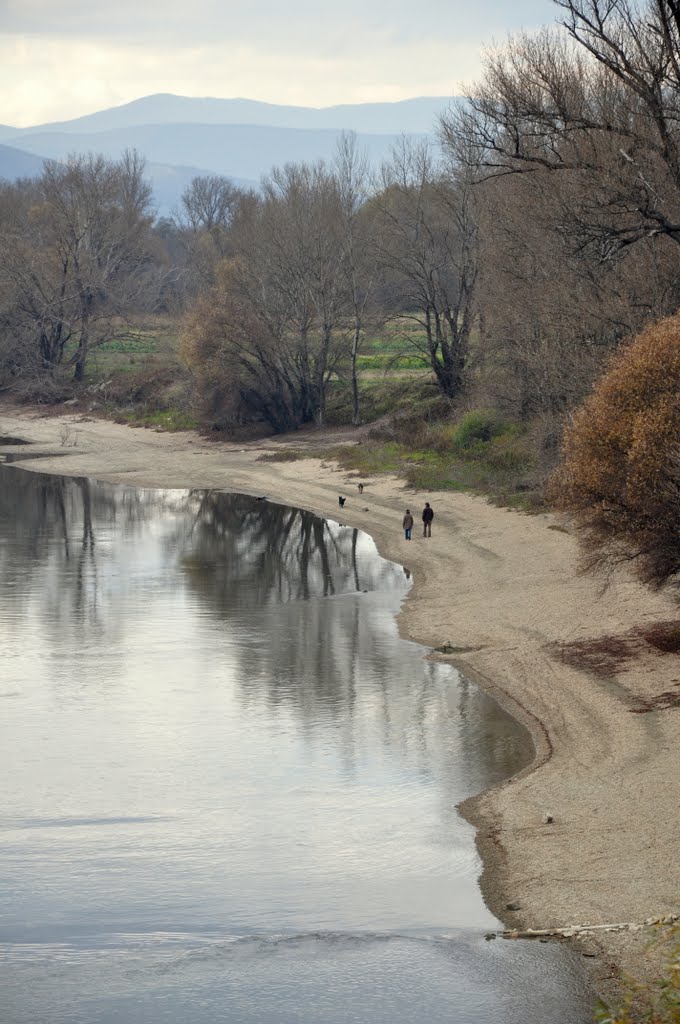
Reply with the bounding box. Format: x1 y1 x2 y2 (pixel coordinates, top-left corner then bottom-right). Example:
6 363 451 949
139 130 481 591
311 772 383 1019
338 496 346 507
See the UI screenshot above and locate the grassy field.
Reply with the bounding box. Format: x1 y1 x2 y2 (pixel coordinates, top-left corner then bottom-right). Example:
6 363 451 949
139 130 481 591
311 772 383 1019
85 317 182 378
333 319 442 374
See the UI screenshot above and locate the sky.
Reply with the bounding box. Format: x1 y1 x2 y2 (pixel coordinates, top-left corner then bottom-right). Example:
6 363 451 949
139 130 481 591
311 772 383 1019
3 0 555 127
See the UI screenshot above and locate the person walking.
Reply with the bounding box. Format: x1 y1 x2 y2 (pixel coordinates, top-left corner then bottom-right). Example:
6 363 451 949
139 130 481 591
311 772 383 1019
422 501 434 537
402 508 414 540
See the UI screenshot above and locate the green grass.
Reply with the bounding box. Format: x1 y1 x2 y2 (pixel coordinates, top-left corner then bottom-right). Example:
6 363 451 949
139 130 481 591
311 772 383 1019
327 441 407 474
324 412 541 508
255 450 306 463
324 383 544 505
79 319 182 381
113 407 198 431
97 335 158 355
353 353 429 371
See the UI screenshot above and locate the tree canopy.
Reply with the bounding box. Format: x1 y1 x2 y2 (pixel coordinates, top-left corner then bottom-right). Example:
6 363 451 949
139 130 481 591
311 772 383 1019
552 312 680 588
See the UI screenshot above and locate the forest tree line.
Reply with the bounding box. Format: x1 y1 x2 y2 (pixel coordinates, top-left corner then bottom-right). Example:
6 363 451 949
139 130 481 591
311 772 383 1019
2 0 680 487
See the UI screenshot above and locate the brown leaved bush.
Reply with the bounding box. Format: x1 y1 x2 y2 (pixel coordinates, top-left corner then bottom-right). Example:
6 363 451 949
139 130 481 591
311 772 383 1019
551 314 680 590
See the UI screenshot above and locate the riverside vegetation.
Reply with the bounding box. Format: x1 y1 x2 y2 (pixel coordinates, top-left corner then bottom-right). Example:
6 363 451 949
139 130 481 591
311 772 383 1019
3 3 680 1017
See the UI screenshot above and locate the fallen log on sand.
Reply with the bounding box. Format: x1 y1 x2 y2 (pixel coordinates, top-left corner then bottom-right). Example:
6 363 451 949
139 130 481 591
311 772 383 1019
486 913 679 941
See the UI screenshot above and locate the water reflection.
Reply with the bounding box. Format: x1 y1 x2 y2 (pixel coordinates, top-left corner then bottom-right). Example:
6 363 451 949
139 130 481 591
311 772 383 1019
181 491 382 603
0 465 593 1023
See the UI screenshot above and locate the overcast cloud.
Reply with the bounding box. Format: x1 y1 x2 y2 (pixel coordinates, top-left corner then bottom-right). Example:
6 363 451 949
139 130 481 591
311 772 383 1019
3 0 555 126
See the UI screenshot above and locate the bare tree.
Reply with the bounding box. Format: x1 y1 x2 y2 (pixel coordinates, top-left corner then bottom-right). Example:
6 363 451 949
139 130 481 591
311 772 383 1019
0 151 158 385
176 174 243 287
182 157 378 431
471 164 680 422
182 270 307 432
440 2 680 253
245 161 349 425
180 175 240 237
434 3 680 471
373 139 479 400
333 132 381 424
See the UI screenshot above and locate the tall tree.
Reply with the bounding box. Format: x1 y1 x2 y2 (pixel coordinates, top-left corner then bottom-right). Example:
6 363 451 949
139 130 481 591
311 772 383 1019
333 132 380 425
440 2 680 253
374 140 479 400
436 4 680 463
0 151 157 384
238 161 348 426
176 174 243 287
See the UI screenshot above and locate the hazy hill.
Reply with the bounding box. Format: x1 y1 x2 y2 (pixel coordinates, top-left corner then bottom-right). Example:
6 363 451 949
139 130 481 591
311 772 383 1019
0 148 254 215
0 93 450 213
11 122 422 186
6 93 454 138
0 143 47 181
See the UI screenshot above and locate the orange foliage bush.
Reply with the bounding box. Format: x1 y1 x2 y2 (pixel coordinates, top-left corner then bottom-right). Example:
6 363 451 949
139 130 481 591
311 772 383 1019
551 313 680 589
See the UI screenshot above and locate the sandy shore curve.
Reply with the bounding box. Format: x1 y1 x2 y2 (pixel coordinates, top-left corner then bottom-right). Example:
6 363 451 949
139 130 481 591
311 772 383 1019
2 404 678 1003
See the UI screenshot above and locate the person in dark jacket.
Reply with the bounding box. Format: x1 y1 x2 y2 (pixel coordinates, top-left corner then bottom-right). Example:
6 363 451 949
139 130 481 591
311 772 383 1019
402 509 414 540
422 502 434 537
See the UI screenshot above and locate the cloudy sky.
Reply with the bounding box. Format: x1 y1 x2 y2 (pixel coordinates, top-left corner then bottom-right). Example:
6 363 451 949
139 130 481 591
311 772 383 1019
3 0 555 127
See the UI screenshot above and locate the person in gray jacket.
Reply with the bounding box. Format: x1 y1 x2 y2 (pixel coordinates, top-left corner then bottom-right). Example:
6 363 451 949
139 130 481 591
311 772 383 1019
402 509 414 540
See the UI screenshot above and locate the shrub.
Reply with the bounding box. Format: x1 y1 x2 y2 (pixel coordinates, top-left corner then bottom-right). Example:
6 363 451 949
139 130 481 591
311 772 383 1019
450 409 515 451
551 313 680 589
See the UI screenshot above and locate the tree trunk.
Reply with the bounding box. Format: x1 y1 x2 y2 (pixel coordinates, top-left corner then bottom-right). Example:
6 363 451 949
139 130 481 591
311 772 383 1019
351 324 361 425
73 340 87 382
313 324 332 427
73 296 92 382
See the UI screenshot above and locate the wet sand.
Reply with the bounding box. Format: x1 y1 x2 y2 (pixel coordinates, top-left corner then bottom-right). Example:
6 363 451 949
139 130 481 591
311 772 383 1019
1 404 678 1003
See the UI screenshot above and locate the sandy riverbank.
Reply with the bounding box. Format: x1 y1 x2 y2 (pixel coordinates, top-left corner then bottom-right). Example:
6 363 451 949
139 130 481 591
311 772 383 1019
2 404 678 1004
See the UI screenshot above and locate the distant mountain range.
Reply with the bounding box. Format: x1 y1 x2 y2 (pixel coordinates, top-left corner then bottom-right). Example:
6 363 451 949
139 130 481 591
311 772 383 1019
0 93 455 138
0 143 46 180
0 93 456 215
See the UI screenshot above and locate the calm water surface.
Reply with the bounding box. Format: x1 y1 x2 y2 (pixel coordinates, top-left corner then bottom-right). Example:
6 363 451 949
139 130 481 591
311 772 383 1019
0 463 594 1023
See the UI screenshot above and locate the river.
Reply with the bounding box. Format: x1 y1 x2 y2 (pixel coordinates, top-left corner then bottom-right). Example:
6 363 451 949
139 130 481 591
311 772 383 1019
0 460 594 1023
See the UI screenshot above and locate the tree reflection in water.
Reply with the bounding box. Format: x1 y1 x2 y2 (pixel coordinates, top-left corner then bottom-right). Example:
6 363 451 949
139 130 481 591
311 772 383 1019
180 490 400 606
177 490 530 802
0 466 530 799
0 465 188 649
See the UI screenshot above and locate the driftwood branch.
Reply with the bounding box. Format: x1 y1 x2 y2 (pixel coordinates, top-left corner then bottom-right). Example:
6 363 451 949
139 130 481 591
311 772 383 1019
487 913 679 941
